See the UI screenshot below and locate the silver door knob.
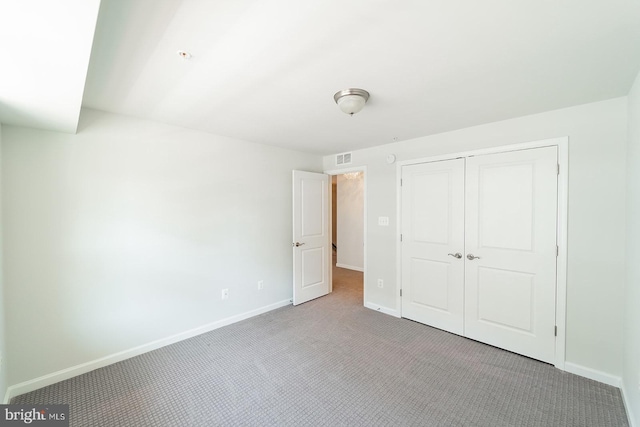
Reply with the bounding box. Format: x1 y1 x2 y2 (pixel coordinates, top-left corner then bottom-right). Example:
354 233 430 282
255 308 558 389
448 253 462 259
293 242 305 247
467 254 481 260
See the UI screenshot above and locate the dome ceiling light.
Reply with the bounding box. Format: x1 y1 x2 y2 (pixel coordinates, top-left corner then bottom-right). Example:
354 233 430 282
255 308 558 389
333 88 370 116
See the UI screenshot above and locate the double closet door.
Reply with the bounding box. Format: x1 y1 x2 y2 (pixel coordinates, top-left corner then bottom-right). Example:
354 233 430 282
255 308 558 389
401 146 558 363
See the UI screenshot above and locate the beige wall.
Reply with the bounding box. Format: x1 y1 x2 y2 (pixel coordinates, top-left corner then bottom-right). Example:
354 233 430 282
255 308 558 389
323 97 628 378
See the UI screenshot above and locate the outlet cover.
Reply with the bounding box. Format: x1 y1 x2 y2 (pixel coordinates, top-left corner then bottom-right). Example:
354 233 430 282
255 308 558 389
377 279 384 288
221 289 229 300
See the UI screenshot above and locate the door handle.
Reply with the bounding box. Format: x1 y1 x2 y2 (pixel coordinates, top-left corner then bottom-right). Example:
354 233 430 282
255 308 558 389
467 254 481 260
448 253 462 259
293 242 305 247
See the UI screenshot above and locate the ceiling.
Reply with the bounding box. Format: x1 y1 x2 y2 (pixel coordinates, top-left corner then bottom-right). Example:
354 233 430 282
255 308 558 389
0 0 101 133
5 1 640 155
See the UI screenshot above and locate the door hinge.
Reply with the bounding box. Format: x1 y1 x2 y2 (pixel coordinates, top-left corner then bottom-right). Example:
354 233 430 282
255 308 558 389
400 234 403 242
400 178 403 186
557 164 560 175
400 289 403 297
556 245 559 257
554 326 558 337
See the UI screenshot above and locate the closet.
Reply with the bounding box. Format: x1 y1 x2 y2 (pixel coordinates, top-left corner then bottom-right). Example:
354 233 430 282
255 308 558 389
400 146 558 363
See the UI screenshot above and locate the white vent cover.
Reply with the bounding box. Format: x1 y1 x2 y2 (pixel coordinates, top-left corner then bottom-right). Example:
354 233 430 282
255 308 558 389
336 152 352 165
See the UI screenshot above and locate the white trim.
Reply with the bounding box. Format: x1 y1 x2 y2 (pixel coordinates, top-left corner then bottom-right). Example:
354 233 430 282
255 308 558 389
395 137 568 168
621 382 637 427
564 362 622 388
365 301 401 318
555 138 569 370
395 158 403 318
3 388 10 405
5 299 291 401
336 263 364 272
327 175 337 293
396 137 569 369
324 166 367 307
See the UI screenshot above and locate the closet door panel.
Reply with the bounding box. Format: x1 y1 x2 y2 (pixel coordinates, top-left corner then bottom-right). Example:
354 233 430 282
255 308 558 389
401 159 465 334
464 146 558 363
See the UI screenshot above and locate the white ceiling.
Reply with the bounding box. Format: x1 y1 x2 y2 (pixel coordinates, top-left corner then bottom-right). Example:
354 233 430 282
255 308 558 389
0 0 101 133
6 1 640 155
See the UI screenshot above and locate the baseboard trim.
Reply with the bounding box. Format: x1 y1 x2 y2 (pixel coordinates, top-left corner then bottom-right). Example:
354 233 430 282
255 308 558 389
6 299 292 401
3 388 10 405
621 382 637 427
365 301 400 318
336 263 364 272
564 362 622 388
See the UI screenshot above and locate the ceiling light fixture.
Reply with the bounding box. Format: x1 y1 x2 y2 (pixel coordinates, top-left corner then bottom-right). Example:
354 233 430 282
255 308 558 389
334 88 369 116
343 171 362 180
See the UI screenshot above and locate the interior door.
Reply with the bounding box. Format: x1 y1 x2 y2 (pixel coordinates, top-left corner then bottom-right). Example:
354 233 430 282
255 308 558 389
464 146 558 363
292 170 330 305
401 159 465 334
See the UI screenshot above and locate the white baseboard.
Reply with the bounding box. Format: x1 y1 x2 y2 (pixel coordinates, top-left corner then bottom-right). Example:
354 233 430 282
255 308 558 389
3 388 10 405
621 381 637 427
336 263 364 272
564 362 622 388
6 299 292 401
365 301 400 318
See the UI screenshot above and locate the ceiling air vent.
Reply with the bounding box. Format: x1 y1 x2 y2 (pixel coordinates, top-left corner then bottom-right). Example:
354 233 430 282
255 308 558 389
336 152 352 165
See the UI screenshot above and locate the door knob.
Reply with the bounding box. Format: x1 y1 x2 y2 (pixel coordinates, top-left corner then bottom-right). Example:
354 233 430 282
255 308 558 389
467 254 481 260
448 253 462 259
293 242 305 247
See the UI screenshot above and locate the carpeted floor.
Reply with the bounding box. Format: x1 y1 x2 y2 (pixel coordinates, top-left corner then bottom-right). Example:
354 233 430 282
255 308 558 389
13 263 628 426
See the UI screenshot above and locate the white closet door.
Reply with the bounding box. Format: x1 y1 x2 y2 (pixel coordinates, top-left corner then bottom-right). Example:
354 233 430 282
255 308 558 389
401 159 465 334
464 146 558 363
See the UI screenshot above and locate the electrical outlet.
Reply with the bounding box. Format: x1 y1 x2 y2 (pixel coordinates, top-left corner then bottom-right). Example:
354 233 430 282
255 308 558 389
258 280 264 290
221 289 229 300
377 279 384 288
378 216 389 226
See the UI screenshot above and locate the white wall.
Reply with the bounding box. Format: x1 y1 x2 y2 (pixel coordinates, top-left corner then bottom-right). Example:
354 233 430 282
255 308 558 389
624 70 640 426
0 122 8 401
323 97 628 378
3 108 322 386
336 174 364 271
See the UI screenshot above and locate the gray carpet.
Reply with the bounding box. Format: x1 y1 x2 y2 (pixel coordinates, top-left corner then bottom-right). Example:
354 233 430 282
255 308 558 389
12 265 628 426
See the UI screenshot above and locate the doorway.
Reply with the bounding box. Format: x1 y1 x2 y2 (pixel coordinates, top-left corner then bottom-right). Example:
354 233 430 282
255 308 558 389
327 168 367 304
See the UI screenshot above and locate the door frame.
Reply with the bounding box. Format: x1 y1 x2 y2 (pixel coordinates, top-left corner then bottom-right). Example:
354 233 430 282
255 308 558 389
395 137 569 369
324 166 367 306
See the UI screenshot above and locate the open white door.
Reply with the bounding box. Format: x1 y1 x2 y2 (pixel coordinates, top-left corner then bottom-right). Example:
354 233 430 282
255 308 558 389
292 170 330 305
